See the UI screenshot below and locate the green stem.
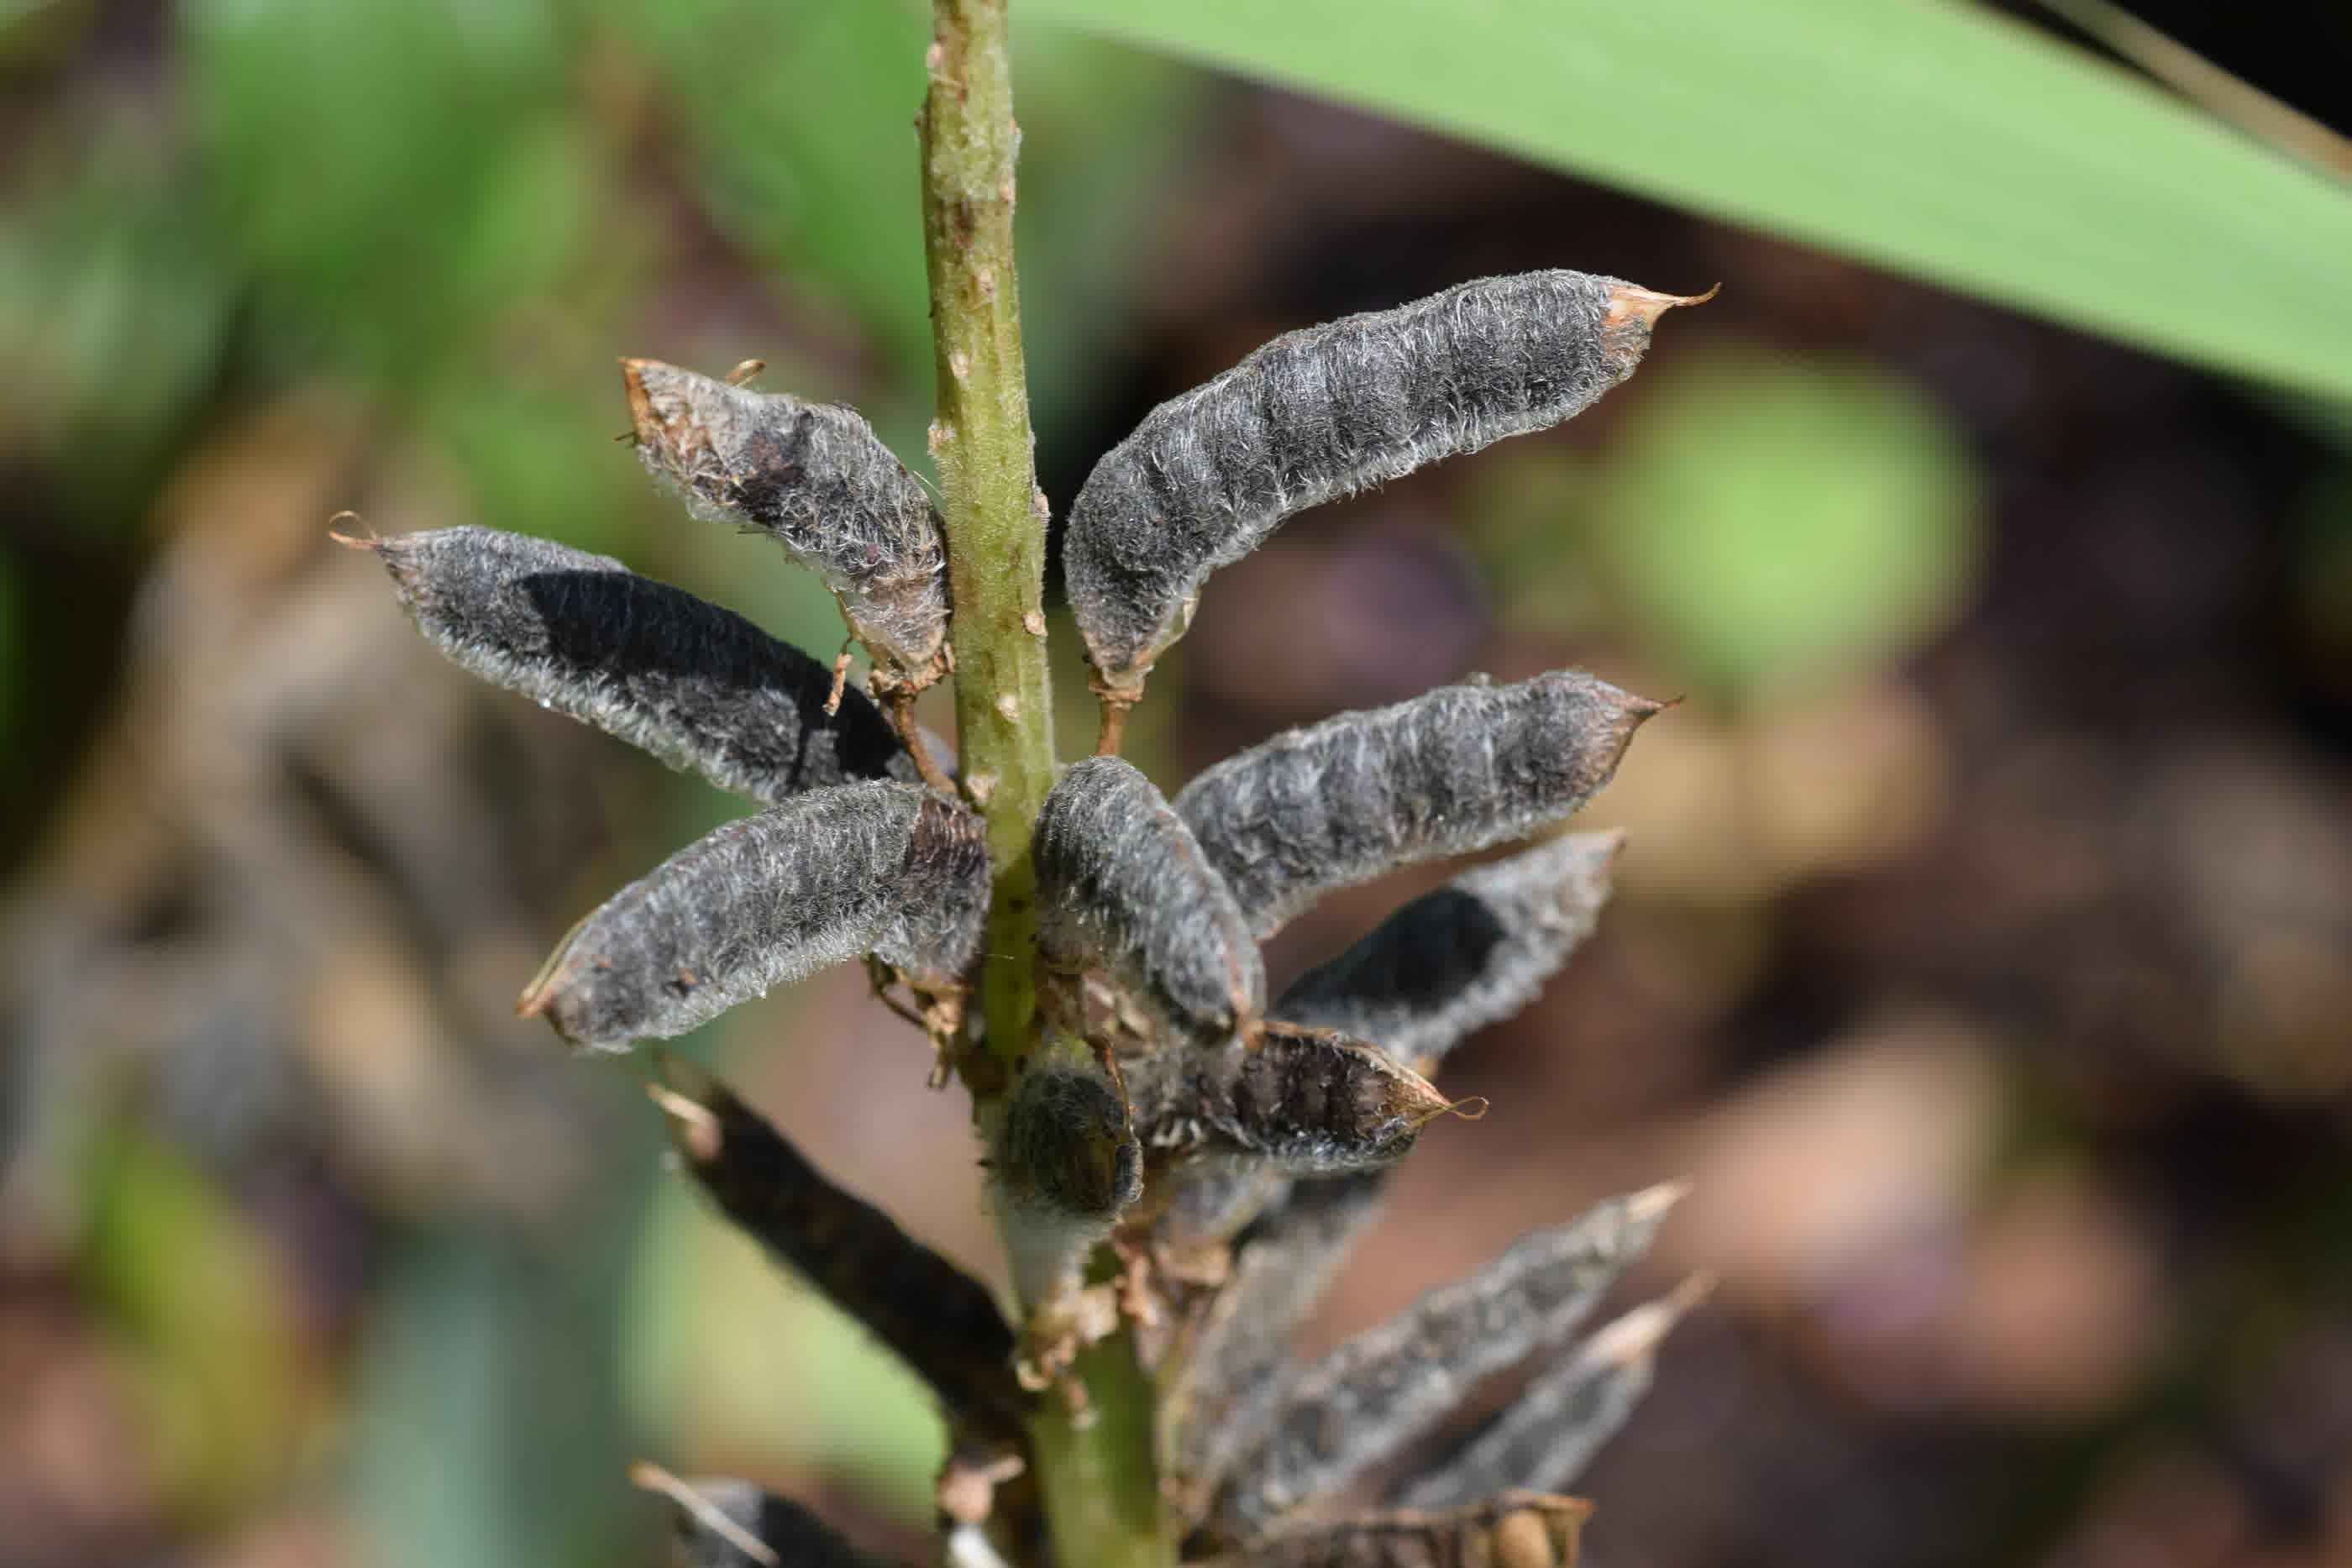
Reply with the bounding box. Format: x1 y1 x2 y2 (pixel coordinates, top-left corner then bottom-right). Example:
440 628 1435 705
918 7 1171 1567
921 0 1058 1083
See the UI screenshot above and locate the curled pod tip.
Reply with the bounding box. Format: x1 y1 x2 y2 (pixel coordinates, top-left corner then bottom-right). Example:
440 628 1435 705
622 359 948 677
354 524 922 804
520 781 988 1051
1064 269 1709 694
1032 756 1264 1046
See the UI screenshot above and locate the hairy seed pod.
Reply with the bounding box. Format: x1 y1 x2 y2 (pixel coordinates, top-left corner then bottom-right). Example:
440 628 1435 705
1162 1172 1389 1507
1128 1023 1456 1173
1032 757 1263 1044
641 1470 902 1568
1395 1276 1709 1512
520 782 988 1050
1194 1492 1590 1568
1176 672 1658 938
360 525 925 802
1147 1157 1290 1259
1278 831 1623 1068
991 1051 1143 1305
648 1062 1029 1446
1215 1183 1683 1536
622 359 948 674
1064 270 1699 693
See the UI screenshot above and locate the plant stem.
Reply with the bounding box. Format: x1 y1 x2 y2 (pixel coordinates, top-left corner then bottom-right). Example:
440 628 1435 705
919 0 1057 1083
918 7 1172 1567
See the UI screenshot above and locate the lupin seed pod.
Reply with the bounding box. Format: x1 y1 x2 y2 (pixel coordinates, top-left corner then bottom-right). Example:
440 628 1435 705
1193 1492 1590 1568
1064 270 1703 694
1276 831 1624 1069
1394 1276 1711 1512
647 1062 1030 1446
1214 1183 1683 1537
1032 757 1263 1045
637 1467 903 1568
520 782 988 1050
1161 1172 1389 1508
1176 672 1658 938
622 359 949 674
358 525 923 802
990 1051 1143 1306
1127 1023 1457 1174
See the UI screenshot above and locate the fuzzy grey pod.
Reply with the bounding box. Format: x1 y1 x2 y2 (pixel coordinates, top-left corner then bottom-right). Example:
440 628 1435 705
652 1062 1030 1446
1163 1172 1389 1508
522 782 988 1050
1032 757 1263 1045
1193 1492 1589 1568
1214 1183 1682 1537
1127 1024 1454 1174
1277 831 1624 1068
623 359 948 673
1394 1282 1704 1512
655 1476 901 1568
1177 672 1657 938
992 1053 1144 1306
365 525 923 802
1065 270 1692 693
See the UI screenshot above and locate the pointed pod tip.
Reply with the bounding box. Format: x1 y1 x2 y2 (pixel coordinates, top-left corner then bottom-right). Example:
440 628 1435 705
645 1079 725 1164
324 511 381 551
1629 1177 1694 1223
1608 281 1721 329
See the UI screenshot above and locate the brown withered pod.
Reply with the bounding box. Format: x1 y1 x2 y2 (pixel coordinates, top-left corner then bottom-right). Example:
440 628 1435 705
354 261 1706 1568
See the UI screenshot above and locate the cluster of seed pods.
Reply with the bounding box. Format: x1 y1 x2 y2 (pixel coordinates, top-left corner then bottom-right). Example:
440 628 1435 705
359 268 1709 1568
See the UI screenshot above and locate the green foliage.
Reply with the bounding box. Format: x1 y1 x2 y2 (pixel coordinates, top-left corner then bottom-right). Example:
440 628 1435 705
1032 0 2352 401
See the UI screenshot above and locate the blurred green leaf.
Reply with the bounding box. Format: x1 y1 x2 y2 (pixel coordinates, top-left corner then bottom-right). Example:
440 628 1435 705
600 0 935 396
81 1120 302 1522
1032 0 2352 401
1597 346 1981 696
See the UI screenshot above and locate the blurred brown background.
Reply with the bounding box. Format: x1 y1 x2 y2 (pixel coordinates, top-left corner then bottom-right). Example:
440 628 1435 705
3 3 2348 1567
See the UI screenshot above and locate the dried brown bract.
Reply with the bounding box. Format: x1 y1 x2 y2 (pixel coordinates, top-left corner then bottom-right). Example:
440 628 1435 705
1032 757 1263 1045
520 782 988 1050
1176 674 1659 937
1064 270 1704 695
623 359 950 678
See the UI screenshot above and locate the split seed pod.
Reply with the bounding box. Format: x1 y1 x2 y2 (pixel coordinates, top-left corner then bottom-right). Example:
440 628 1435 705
521 781 988 1051
1127 1023 1457 1174
1395 1277 1711 1512
1277 831 1624 1069
648 1062 1029 1446
1215 1183 1683 1536
1177 672 1658 937
359 525 922 802
1064 270 1702 694
1032 757 1263 1044
1194 1492 1590 1568
623 359 948 675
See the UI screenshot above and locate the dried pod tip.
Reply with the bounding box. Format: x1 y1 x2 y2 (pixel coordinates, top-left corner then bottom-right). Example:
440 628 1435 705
324 511 379 549
1584 1270 1715 1371
1627 1177 1693 1225
1605 281 1720 330
1440 1095 1490 1125
644 1057 726 1166
627 1462 781 1568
